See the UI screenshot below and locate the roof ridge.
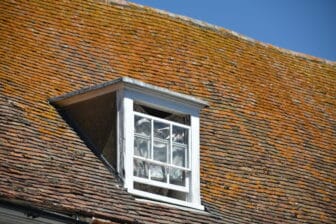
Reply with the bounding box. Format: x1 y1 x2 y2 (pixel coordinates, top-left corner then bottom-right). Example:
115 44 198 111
128 2 335 65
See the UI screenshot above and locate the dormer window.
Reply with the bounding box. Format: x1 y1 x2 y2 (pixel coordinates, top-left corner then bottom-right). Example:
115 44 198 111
50 77 207 210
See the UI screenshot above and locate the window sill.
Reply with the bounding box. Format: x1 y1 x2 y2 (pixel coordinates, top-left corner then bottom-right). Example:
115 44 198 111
129 188 205 210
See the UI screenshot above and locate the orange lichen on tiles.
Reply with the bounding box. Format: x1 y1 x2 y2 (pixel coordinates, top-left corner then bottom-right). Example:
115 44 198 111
0 0 335 223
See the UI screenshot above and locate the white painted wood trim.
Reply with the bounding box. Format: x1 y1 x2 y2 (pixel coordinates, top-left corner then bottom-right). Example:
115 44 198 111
126 89 197 115
123 96 134 190
190 114 201 206
133 176 189 192
129 189 204 210
133 156 191 171
50 77 208 109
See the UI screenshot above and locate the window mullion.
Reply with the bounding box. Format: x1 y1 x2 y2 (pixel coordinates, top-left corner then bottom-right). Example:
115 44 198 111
149 119 154 180
133 156 191 171
187 128 190 169
168 123 173 184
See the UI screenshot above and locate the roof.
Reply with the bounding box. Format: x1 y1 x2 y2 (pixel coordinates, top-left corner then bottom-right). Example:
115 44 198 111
0 0 335 223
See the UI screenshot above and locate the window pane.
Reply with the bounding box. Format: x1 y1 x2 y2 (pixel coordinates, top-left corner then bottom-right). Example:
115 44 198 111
134 103 190 125
134 159 149 179
150 164 167 182
153 141 168 163
172 144 186 167
172 126 188 144
134 136 150 158
154 121 170 140
134 115 151 137
169 168 186 186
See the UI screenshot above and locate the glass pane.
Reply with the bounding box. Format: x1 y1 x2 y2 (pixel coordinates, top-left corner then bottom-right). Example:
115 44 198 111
169 168 185 186
134 103 190 125
172 126 188 144
133 159 149 179
150 164 167 182
154 121 170 140
172 144 186 167
134 115 151 137
153 141 168 163
134 136 150 158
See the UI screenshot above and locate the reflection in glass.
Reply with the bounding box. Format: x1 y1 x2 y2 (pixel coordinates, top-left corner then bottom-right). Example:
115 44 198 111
170 168 185 186
150 165 166 182
154 121 169 140
134 136 150 158
133 114 190 187
172 145 186 167
153 141 168 163
134 159 148 178
172 126 188 144
134 115 151 136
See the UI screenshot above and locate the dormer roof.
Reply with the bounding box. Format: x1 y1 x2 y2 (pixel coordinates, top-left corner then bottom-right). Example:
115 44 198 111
50 77 208 108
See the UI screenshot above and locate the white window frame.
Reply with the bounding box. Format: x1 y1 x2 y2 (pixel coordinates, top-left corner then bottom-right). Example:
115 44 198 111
119 87 204 210
133 111 191 193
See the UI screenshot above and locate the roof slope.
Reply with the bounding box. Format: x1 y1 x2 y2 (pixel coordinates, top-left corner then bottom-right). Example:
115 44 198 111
0 0 335 223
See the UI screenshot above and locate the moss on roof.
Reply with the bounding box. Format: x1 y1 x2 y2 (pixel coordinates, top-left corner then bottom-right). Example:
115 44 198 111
0 0 335 223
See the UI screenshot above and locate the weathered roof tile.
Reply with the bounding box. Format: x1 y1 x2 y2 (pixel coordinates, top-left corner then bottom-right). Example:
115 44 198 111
0 0 335 223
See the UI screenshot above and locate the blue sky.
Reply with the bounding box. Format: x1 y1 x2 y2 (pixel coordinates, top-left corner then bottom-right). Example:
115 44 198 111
130 0 336 61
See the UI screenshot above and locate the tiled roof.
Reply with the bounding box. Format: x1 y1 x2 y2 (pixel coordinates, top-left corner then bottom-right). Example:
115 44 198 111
0 0 335 223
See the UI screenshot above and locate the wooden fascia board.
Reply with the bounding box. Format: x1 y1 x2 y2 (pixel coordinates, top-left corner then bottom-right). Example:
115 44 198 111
49 77 209 109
